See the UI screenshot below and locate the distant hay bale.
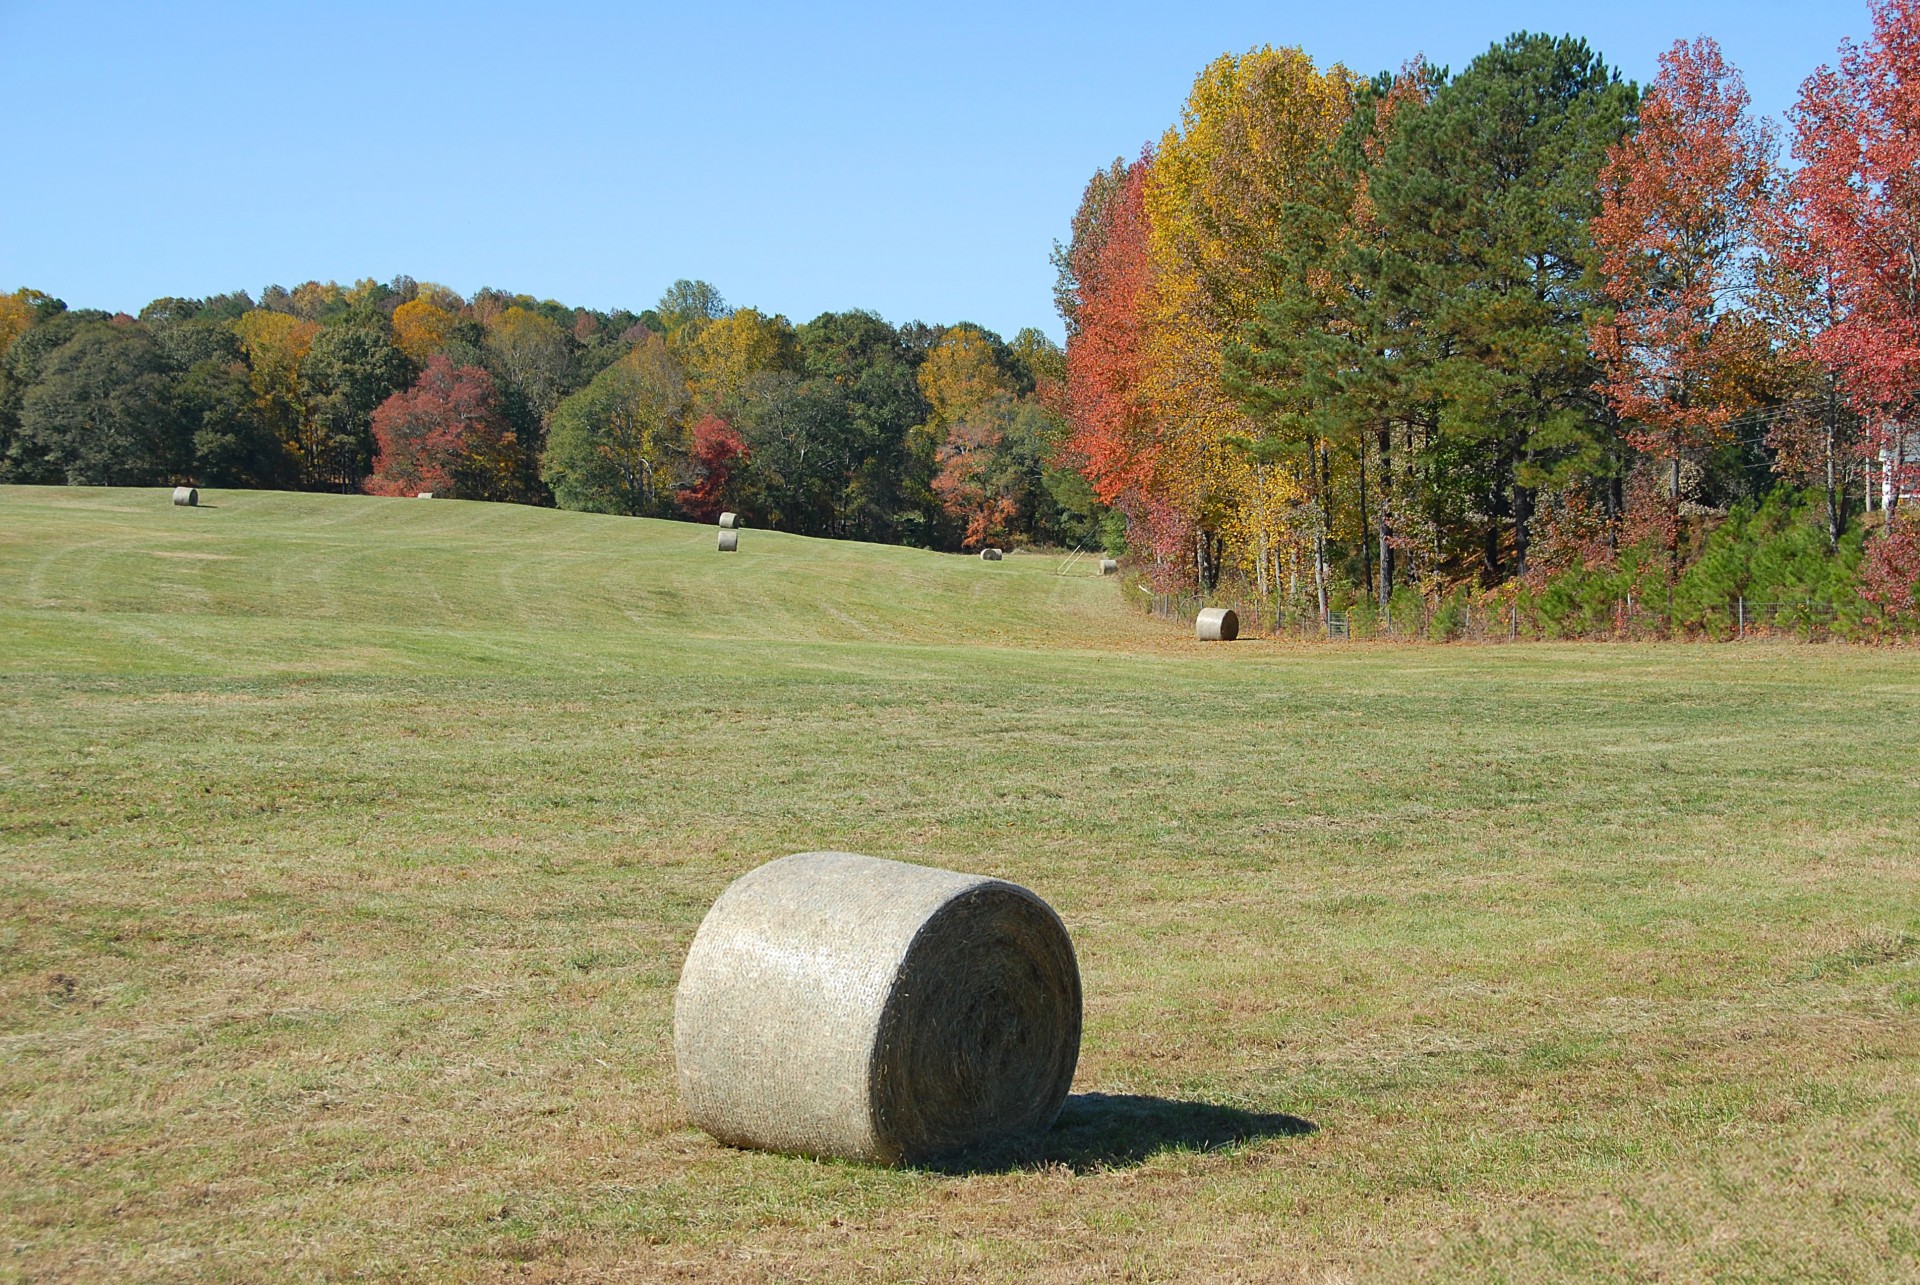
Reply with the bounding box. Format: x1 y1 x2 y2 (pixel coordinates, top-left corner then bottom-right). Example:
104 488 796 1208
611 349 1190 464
718 530 739 552
1100 558 1118 575
980 548 1003 561
416 492 434 499
171 486 198 507
675 851 1082 1166
719 511 740 529
1195 607 1239 641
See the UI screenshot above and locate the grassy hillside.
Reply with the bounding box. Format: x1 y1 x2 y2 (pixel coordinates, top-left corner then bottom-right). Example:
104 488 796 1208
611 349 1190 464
3 486 1918 1282
0 486 1156 677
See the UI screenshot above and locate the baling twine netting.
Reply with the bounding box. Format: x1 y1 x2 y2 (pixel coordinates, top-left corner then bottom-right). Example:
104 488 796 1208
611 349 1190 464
674 851 1081 1165
1195 607 1238 641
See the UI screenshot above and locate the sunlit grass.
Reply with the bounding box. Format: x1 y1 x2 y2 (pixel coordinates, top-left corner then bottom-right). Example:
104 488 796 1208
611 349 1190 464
3 485 1916 1281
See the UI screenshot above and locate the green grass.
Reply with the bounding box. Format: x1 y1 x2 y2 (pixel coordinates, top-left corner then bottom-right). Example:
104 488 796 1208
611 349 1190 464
3 484 1917 1282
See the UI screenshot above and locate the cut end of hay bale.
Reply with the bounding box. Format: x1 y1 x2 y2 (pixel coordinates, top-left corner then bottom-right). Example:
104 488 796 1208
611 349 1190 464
171 486 198 507
717 530 739 552
718 512 740 529
979 548 1003 561
674 851 1081 1166
1195 607 1239 641
1099 558 1118 575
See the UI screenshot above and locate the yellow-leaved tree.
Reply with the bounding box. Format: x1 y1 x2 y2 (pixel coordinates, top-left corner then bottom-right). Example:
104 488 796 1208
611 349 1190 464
391 298 459 367
683 307 797 419
0 288 44 361
1143 47 1355 594
483 307 571 422
231 309 321 481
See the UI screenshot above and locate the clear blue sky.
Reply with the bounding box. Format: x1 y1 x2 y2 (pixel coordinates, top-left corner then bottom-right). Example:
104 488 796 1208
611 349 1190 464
0 1 1870 340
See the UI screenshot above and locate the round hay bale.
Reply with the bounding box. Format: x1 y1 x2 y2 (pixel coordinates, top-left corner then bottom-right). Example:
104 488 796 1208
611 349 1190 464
415 491 434 499
171 486 198 507
675 851 1082 1165
717 529 739 552
1195 606 1239 641
1099 558 1119 575
980 548 1003 561
718 511 740 529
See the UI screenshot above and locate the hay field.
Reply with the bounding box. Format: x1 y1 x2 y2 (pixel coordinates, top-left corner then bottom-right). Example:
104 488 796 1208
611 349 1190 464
3 485 1917 1282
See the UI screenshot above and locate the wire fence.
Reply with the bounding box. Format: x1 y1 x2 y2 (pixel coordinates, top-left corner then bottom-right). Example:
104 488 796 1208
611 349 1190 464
1143 588 1855 643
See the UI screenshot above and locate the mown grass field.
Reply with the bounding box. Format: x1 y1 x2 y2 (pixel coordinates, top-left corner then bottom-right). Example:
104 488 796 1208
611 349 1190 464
3 484 1918 1283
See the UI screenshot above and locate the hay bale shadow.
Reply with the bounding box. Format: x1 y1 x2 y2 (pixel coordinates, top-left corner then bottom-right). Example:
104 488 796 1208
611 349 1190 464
924 1092 1316 1174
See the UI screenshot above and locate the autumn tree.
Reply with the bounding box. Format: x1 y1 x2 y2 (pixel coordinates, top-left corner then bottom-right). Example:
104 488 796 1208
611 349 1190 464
391 297 461 366
0 289 39 361
1787 0 1920 520
1144 48 1353 594
232 308 320 483
683 307 799 420
364 356 518 499
1060 156 1161 522
1591 38 1776 566
483 305 572 426
676 414 751 522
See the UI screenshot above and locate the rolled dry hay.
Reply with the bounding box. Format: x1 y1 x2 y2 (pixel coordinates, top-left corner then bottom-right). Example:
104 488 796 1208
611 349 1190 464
171 486 198 507
675 851 1082 1165
980 548 1003 561
1100 558 1118 575
416 492 434 499
718 530 739 552
1195 606 1239 641
718 511 740 529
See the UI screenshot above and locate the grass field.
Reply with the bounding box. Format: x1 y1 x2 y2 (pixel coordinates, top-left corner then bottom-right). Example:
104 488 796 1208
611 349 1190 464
3 484 1918 1283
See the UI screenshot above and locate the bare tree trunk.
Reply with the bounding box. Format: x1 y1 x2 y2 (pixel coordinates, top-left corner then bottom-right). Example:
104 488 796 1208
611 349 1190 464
1357 435 1373 600
1253 464 1270 600
1316 439 1333 621
1377 423 1394 609
1825 393 1840 552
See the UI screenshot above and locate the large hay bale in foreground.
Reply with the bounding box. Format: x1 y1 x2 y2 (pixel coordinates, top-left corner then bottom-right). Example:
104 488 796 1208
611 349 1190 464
1100 558 1118 575
718 511 740 529
718 530 739 552
171 486 198 507
1195 606 1239 641
980 548 1003 561
675 851 1082 1165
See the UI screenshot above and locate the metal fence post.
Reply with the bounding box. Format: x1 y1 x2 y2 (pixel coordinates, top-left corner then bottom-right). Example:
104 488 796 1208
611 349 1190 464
1737 595 1745 640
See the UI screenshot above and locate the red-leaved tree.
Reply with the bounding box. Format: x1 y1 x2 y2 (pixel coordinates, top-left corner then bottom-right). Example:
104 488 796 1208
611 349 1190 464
364 357 517 499
676 414 749 522
1788 0 1920 606
1592 37 1775 561
1790 0 1920 506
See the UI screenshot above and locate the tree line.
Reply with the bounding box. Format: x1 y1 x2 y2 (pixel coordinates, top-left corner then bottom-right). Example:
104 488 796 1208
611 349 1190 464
0 277 1103 552
1056 1 1920 625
